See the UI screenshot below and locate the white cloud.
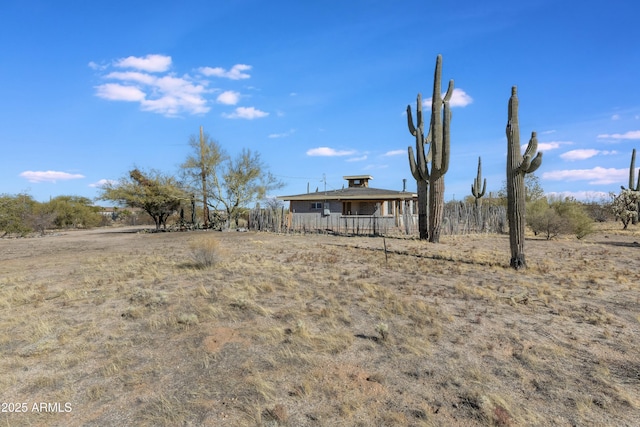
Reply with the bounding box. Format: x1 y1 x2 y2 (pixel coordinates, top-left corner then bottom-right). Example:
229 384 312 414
115 54 172 72
138 74 209 115
521 141 569 152
597 130 640 140
306 147 357 157
542 167 626 185
423 88 473 108
560 149 599 161
537 142 562 151
88 61 106 71
560 149 617 161
95 83 146 102
89 179 116 188
449 89 473 107
105 71 157 85
611 114 621 121
268 129 296 138
94 65 210 116
92 57 266 117
346 155 368 162
20 170 85 183
222 106 268 119
198 64 251 80
216 90 240 105
546 191 611 201
383 149 406 157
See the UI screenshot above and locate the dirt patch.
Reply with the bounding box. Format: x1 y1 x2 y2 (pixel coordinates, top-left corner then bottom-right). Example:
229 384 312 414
202 327 248 353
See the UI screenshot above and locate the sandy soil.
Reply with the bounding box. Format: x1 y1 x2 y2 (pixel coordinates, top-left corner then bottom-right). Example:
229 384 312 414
0 224 639 426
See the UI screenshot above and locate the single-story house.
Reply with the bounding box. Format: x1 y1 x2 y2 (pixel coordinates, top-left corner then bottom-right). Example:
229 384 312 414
277 175 418 233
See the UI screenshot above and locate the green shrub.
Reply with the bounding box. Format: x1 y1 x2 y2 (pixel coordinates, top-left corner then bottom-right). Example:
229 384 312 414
0 193 36 236
527 197 594 240
39 195 102 229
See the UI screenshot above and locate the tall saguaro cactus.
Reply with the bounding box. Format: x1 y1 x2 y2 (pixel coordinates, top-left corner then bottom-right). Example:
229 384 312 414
627 149 640 191
407 55 453 242
624 148 640 224
426 55 454 243
506 86 543 270
407 93 431 240
471 156 487 208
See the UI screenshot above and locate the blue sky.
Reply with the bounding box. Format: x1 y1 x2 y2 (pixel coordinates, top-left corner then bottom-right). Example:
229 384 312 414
2 0 639 204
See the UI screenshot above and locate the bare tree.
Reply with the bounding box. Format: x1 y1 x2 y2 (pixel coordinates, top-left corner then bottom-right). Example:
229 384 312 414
209 148 283 228
180 126 225 227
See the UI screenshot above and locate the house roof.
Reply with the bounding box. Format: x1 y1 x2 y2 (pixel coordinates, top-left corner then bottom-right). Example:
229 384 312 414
278 187 417 201
342 175 373 181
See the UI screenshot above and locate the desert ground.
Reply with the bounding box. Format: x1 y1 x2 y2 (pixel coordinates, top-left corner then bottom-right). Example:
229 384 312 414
0 224 639 426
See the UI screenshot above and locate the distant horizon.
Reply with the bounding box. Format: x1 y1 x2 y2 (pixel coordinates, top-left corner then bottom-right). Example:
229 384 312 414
2 1 639 206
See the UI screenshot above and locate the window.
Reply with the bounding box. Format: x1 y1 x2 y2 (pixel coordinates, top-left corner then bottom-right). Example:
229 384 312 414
311 202 322 209
353 179 361 185
387 201 394 215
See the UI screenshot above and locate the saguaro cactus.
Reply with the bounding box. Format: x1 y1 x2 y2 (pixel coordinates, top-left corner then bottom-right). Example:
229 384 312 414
407 54 453 243
426 55 454 243
407 93 431 240
627 149 640 190
471 156 487 208
506 86 543 270
624 148 640 224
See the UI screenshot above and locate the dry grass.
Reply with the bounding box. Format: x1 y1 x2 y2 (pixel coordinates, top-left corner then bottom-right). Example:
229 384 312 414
0 223 639 426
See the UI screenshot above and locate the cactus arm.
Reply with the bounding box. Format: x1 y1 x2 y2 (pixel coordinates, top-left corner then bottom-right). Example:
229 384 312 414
440 80 454 176
519 132 539 173
522 131 539 160
440 100 452 176
443 79 454 103
423 123 433 178
526 152 543 174
407 105 417 136
408 146 420 180
408 91 431 181
416 94 423 134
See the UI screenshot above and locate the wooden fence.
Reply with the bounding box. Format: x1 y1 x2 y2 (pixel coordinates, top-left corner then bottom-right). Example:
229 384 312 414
248 203 506 236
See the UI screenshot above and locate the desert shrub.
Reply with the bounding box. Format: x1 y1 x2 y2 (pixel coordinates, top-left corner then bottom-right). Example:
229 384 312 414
552 198 594 239
189 236 220 268
528 203 569 240
527 197 594 239
0 193 37 236
39 196 102 229
582 199 614 222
